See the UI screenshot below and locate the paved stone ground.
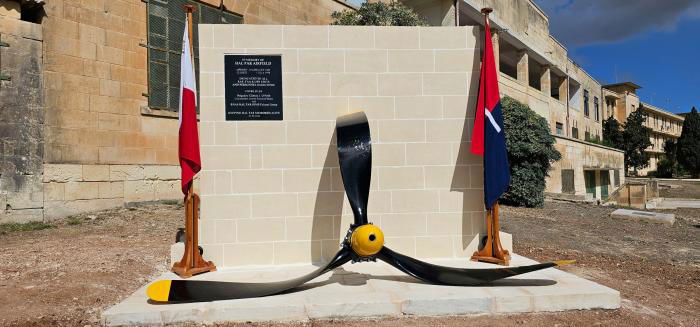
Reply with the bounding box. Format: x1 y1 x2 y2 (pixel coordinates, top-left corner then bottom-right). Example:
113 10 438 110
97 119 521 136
1 198 699 326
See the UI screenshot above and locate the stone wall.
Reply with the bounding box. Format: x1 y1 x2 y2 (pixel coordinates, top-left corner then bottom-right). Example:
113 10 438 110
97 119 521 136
41 0 167 165
40 0 356 166
198 0 354 25
197 24 493 268
43 164 181 219
0 5 44 223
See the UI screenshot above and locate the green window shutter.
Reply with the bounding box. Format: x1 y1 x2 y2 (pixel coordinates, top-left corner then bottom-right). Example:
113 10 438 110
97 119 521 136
146 0 242 112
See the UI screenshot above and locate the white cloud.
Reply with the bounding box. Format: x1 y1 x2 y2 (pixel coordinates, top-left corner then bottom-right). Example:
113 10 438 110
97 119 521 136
536 0 700 47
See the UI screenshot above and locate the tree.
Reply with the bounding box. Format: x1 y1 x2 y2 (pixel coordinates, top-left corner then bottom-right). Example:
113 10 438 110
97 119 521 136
655 156 674 178
678 107 700 178
622 107 652 175
331 1 428 26
662 139 678 177
500 96 561 207
602 117 623 149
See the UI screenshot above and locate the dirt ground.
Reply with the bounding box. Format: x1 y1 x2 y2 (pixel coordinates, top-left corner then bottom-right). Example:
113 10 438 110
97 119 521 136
1 187 699 326
658 180 700 199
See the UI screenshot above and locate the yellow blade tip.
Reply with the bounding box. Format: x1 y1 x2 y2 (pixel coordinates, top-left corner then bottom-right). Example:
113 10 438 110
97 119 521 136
554 260 576 266
146 280 172 302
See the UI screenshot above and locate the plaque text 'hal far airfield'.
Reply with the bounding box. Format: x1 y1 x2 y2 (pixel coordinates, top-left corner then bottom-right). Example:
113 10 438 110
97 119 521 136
224 54 283 121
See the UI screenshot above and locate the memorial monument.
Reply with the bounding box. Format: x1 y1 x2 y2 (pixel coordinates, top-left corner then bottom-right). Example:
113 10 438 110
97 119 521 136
103 20 620 327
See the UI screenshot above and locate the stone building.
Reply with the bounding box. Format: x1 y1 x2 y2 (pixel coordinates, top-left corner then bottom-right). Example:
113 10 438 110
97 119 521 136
602 82 684 176
0 0 355 223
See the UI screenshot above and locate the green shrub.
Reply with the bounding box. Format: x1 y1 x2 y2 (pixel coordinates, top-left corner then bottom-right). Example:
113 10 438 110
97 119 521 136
656 157 674 178
331 1 428 26
500 97 561 207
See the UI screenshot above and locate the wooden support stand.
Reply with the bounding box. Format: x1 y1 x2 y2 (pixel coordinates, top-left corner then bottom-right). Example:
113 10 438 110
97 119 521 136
172 185 216 278
471 202 511 266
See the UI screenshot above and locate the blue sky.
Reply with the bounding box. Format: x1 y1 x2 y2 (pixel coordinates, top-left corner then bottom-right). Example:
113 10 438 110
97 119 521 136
535 0 700 114
346 0 366 6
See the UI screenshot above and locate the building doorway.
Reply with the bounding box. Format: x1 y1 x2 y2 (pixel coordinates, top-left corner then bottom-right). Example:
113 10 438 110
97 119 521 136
584 170 596 199
600 172 610 200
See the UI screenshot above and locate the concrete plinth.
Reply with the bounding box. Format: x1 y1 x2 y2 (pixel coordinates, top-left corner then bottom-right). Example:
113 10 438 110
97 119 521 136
103 254 620 326
610 208 675 225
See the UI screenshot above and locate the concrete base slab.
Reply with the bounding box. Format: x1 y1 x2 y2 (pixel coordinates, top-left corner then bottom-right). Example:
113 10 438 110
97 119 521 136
610 208 675 225
653 198 700 210
103 254 620 326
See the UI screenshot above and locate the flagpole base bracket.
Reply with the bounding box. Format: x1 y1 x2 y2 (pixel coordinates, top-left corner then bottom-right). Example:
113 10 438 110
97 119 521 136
470 252 511 266
469 202 511 266
172 260 217 278
171 188 217 278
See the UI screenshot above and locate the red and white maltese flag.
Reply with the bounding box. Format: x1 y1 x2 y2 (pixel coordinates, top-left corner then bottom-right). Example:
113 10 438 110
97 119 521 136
178 14 201 195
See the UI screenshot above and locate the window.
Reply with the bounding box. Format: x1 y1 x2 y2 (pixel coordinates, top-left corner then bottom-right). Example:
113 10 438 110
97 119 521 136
594 96 599 121
528 59 542 90
585 131 590 141
556 122 563 135
147 0 242 111
572 127 579 139
583 90 590 117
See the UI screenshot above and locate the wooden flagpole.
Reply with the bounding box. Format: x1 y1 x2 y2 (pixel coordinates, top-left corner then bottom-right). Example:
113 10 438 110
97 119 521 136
171 4 216 278
470 7 511 266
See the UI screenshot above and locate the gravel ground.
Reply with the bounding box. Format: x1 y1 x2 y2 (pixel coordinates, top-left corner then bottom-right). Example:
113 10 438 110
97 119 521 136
1 188 699 326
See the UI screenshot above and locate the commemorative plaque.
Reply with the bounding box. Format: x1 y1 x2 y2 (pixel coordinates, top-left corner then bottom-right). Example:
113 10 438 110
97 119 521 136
224 54 283 120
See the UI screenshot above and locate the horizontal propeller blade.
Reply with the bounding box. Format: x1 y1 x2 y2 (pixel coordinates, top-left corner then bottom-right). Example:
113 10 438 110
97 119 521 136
147 247 353 303
376 247 558 286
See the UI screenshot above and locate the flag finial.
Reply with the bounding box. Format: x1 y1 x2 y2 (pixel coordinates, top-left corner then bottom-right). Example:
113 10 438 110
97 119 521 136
481 7 493 15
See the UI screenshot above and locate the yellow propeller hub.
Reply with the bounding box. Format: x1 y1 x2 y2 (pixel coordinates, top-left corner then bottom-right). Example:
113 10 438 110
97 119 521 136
350 224 384 256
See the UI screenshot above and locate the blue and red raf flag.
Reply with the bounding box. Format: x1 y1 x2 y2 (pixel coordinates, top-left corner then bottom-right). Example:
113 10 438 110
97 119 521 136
469 14 510 210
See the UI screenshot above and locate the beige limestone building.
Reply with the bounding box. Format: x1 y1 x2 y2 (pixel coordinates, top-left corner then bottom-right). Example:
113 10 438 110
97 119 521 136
602 82 685 176
0 0 356 223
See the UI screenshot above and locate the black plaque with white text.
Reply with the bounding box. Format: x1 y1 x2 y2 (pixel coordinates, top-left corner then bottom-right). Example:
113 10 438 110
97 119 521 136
224 54 283 120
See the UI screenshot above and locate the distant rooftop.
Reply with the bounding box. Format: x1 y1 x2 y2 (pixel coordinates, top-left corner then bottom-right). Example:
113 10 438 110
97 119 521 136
602 82 642 90
641 102 685 120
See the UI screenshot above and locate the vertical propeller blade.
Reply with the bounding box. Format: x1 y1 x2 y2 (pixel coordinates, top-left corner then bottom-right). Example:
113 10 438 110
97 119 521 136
147 247 353 303
336 111 372 226
376 247 557 286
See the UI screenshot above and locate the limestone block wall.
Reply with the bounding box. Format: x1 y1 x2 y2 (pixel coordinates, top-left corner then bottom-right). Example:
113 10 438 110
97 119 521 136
198 24 489 268
197 0 354 25
42 164 181 219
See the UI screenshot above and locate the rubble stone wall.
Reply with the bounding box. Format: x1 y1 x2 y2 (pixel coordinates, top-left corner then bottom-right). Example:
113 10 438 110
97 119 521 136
0 9 45 223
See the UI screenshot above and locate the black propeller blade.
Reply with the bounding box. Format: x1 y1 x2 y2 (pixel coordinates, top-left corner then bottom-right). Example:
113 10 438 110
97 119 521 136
336 111 372 226
376 247 557 286
147 247 353 302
